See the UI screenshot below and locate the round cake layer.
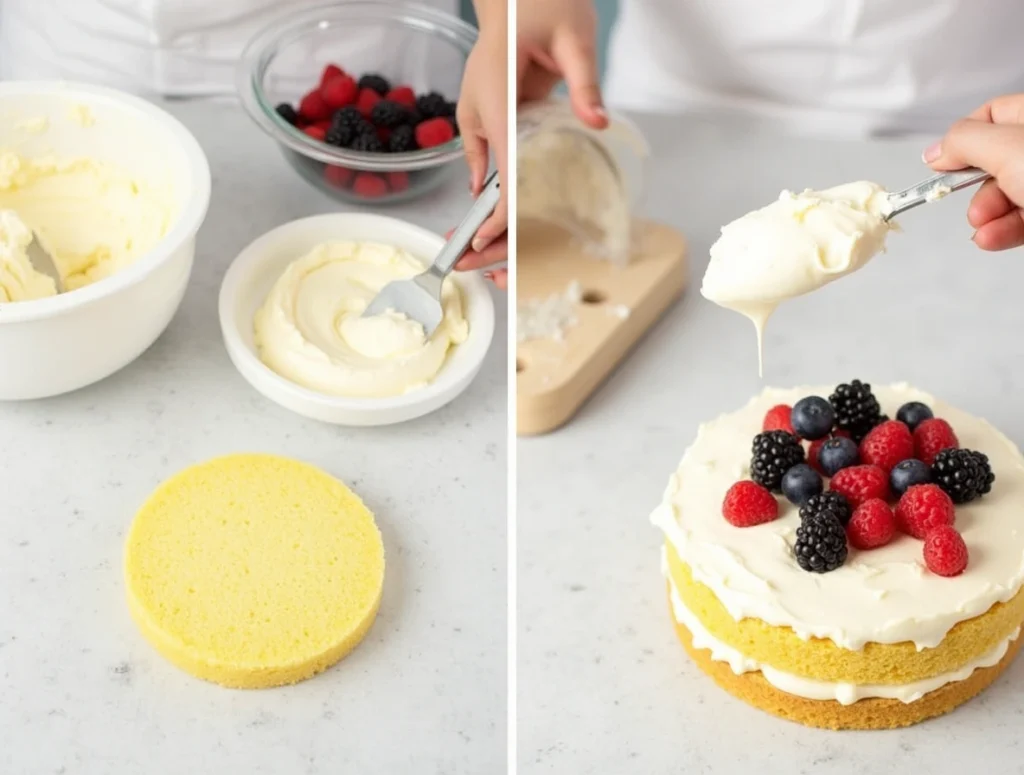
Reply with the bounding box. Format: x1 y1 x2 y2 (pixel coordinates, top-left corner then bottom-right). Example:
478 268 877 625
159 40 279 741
671 600 1024 730
124 453 385 689
666 543 1024 685
651 384 1024 650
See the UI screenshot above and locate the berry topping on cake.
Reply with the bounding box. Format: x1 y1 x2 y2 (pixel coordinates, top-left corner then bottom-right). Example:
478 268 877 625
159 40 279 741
781 463 823 506
722 481 779 527
817 436 860 477
794 512 848 573
913 418 959 465
762 404 795 434
895 483 955 539
799 491 852 526
858 420 914 473
923 525 969 577
791 396 835 440
890 458 931 497
357 73 391 96
896 401 934 431
931 448 995 504
829 380 884 442
847 498 896 550
750 430 805 492
829 464 890 508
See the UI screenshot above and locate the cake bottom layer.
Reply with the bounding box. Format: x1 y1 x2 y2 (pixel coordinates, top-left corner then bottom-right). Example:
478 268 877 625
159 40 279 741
671 593 1024 730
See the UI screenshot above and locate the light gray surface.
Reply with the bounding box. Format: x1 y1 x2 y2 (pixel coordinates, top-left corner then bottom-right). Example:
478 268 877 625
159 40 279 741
0 101 507 775
518 113 1024 774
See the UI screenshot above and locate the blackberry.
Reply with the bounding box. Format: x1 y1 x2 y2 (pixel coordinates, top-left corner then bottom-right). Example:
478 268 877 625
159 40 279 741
829 380 884 442
931 448 995 504
370 100 412 129
750 430 805 492
358 73 391 95
799 491 852 526
416 91 452 119
388 125 418 153
794 512 848 573
350 132 383 153
325 107 366 147
275 103 299 126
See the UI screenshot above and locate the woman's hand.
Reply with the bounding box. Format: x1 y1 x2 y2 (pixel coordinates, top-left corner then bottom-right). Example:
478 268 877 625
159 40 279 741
925 94 1024 251
456 0 509 282
517 0 606 129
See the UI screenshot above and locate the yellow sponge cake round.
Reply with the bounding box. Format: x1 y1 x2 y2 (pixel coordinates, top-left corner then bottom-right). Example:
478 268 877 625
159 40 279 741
124 453 385 689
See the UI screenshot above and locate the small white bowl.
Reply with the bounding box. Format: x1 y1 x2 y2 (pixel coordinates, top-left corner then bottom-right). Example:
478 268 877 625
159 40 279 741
0 81 211 400
218 213 495 425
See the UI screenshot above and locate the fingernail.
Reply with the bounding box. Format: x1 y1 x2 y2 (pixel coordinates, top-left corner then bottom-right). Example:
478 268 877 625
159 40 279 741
593 105 607 119
483 271 494 281
472 236 492 253
922 141 941 163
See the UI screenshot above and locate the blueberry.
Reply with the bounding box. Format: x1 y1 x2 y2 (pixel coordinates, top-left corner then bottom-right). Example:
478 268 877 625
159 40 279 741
818 436 860 477
791 396 836 440
782 463 824 506
896 401 934 431
890 458 931 497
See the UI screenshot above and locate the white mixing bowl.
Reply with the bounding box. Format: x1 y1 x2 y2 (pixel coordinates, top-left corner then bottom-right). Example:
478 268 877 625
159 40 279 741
0 81 211 400
218 213 495 425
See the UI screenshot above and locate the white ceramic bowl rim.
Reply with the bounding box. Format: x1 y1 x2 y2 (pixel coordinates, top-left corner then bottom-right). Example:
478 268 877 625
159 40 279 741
0 81 212 325
218 213 495 416
236 0 476 172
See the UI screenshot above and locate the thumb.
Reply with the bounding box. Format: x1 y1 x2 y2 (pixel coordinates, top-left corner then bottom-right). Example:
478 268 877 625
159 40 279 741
551 29 607 130
925 119 1024 209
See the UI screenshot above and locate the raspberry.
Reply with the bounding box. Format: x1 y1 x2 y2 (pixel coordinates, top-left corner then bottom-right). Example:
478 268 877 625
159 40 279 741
356 88 381 117
321 74 358 109
722 481 779 527
352 172 388 198
303 123 327 141
324 164 354 189
858 420 914 473
762 404 794 435
298 89 332 122
320 63 346 86
846 498 896 550
807 429 851 475
386 85 417 108
829 465 889 508
895 483 955 539
415 117 456 149
913 418 959 465
387 171 410 192
923 525 968 576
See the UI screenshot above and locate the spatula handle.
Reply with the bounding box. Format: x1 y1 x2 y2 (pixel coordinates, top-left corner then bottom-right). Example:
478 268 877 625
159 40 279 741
431 171 502 276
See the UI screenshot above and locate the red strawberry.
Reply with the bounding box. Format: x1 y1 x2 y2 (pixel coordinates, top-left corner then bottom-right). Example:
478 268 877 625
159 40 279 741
386 85 417 108
722 481 779 527
298 89 332 122
324 165 354 188
859 420 914 473
387 171 410 192
356 88 381 117
913 418 959 465
415 117 455 148
846 498 896 550
763 404 794 435
320 63 346 86
808 430 850 475
829 465 889 508
352 172 388 199
322 74 358 108
895 483 955 539
303 123 327 141
923 525 968 576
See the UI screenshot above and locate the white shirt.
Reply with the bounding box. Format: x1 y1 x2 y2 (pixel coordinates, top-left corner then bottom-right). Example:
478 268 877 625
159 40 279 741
605 0 1024 137
0 0 457 98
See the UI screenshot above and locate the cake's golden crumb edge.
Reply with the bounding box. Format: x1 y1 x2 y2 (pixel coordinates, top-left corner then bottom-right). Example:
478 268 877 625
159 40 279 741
669 589 1023 730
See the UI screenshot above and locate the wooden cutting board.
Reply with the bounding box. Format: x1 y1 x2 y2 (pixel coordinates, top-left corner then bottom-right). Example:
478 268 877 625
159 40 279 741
516 219 688 435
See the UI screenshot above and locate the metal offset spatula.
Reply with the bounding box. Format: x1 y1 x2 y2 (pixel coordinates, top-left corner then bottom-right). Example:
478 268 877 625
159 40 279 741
363 171 501 337
884 167 991 221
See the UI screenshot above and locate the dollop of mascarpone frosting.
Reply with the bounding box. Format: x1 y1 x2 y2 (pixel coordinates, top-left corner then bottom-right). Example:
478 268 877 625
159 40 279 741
254 241 469 397
651 384 1024 652
0 149 174 301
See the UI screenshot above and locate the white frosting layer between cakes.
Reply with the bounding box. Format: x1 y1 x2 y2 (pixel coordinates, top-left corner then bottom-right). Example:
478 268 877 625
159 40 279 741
651 384 1024 651
666 555 1021 705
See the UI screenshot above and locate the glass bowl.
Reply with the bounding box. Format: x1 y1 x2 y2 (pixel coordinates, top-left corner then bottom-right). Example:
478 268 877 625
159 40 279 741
238 1 476 205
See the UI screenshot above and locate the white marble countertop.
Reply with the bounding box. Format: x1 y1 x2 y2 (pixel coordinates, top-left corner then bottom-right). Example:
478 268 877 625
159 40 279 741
518 113 1024 774
0 100 507 775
